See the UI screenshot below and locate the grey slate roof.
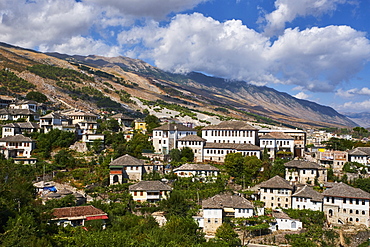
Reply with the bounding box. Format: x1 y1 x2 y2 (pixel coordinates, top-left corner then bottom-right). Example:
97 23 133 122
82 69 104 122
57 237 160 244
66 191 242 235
2 122 39 129
154 123 195 131
178 135 206 142
292 185 323 202
272 211 292 220
285 160 324 170
129 180 172 191
109 154 144 167
40 112 65 119
202 121 257 130
260 132 294 140
0 108 38 115
173 163 219 172
258 175 293 190
348 147 370 156
204 142 260 150
202 194 253 209
0 134 34 142
322 182 370 199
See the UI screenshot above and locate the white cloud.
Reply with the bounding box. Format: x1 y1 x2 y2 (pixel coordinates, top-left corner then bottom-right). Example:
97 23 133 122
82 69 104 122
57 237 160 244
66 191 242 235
0 0 97 49
118 14 370 92
263 0 351 36
339 100 370 111
294 92 310 100
336 87 370 98
88 0 209 20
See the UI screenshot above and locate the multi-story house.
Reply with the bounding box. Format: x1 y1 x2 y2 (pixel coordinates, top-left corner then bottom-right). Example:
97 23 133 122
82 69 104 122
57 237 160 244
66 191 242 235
39 112 72 133
134 119 147 133
129 180 172 203
110 113 134 128
323 182 370 227
201 121 258 145
62 110 99 125
348 147 370 166
258 175 293 209
109 154 145 183
152 123 197 154
173 163 219 181
203 143 261 163
8 99 46 113
0 134 36 163
177 135 206 162
259 132 294 159
200 194 254 234
0 108 39 121
318 150 348 171
1 122 39 138
291 185 323 211
258 128 306 157
285 160 327 185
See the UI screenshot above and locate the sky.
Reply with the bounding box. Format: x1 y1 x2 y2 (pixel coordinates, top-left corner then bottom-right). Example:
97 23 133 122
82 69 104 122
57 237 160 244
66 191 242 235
1 0 370 113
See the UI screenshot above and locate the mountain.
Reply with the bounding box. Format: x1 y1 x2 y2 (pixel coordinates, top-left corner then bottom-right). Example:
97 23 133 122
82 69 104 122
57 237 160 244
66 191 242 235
343 112 370 128
0 42 356 129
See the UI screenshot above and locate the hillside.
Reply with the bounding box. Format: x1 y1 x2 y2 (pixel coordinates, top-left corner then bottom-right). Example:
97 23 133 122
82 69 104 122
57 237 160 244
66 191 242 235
0 42 356 129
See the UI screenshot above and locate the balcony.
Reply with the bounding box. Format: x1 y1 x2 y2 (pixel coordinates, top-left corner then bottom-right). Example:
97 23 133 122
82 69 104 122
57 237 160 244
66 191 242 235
147 194 160 200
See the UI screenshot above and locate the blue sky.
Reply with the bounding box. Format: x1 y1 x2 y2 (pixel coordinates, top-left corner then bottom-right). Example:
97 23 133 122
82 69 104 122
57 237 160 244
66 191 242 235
1 0 370 113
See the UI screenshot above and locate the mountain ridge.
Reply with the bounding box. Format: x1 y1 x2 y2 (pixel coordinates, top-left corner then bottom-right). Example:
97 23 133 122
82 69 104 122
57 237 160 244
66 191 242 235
0 42 357 129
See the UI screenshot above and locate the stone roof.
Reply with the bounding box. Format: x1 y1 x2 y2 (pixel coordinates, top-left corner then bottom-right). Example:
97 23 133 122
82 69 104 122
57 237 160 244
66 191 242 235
2 122 39 129
0 134 34 142
258 175 293 190
284 160 324 170
292 185 323 202
154 123 195 131
52 205 107 219
178 135 206 142
40 112 66 119
202 194 253 209
259 132 294 140
0 108 38 115
348 147 370 156
202 121 257 130
322 182 370 199
204 142 260 151
272 211 292 220
129 181 172 191
173 163 219 172
62 110 99 117
109 154 144 167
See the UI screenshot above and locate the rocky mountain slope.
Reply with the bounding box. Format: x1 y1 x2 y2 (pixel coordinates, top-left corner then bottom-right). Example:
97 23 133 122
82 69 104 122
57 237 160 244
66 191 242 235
0 42 357 129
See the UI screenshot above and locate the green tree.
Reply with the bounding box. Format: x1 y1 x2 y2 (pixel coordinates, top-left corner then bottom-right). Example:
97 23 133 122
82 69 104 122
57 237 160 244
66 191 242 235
53 148 77 170
180 147 194 162
323 137 354 151
26 91 48 103
214 222 241 246
144 114 160 133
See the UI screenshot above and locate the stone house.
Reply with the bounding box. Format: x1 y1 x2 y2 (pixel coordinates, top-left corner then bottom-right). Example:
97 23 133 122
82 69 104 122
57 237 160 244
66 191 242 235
1 122 39 138
259 132 294 159
201 194 254 234
203 143 261 163
323 182 370 227
348 147 370 166
291 185 323 211
173 163 219 182
129 180 172 203
257 175 293 209
284 160 327 185
0 134 36 161
109 154 145 183
270 210 302 231
177 135 206 162
51 205 108 227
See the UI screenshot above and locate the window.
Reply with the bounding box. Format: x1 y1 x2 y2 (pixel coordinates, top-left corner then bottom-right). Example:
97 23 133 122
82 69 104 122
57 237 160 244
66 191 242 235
356 199 359 205
215 219 218 224
207 218 211 223
362 211 366 215
140 191 143 196
134 191 137 196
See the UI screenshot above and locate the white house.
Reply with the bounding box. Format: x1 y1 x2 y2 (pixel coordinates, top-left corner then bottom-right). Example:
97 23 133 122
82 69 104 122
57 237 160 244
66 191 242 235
129 180 172 203
257 175 294 209
0 134 36 163
173 163 219 181
201 194 254 234
152 123 197 154
39 112 71 133
270 210 303 232
323 183 370 227
259 132 294 159
292 185 323 211
2 122 39 138
201 121 258 145
109 154 145 183
0 108 39 121
177 135 206 162
348 147 370 166
285 160 327 185
203 143 261 163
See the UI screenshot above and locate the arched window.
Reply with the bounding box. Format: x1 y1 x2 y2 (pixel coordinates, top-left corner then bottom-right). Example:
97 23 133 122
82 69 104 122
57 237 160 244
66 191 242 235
113 175 119 184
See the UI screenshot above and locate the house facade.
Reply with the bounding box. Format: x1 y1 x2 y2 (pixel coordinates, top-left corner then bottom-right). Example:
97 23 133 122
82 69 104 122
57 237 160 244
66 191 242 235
201 194 254 234
177 135 206 162
2 122 39 138
259 132 294 159
291 185 323 211
258 175 293 209
51 205 108 227
153 123 197 154
323 183 370 227
203 143 261 163
270 210 302 231
109 154 145 183
348 147 370 166
173 163 219 181
0 134 35 159
285 160 327 185
129 180 172 203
